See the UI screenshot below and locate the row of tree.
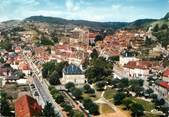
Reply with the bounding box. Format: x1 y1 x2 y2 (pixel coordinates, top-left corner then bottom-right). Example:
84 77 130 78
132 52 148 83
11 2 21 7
113 92 144 117
152 24 169 48
48 86 84 117
65 82 99 115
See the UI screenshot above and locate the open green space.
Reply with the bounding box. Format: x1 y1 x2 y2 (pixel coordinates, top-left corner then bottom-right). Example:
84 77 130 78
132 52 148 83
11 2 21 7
103 88 117 99
126 97 155 112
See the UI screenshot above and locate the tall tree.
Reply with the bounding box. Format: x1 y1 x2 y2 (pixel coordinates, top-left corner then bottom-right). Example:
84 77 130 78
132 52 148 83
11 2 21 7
0 91 12 116
130 103 144 117
49 71 60 85
43 102 58 117
90 49 98 59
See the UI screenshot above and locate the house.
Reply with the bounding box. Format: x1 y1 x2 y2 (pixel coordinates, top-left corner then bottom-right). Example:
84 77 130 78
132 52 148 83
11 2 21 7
61 64 86 84
123 60 158 79
15 47 22 53
162 68 169 82
18 62 31 76
154 81 169 99
15 95 42 117
119 50 139 66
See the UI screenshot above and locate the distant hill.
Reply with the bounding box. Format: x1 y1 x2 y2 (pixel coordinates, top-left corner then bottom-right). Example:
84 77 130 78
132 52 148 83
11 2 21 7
25 16 160 30
128 19 157 28
163 12 169 19
25 16 129 29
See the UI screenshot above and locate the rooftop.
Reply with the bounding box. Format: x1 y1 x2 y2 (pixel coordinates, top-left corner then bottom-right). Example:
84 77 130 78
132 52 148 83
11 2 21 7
63 64 82 75
15 95 42 117
159 81 169 90
163 68 169 77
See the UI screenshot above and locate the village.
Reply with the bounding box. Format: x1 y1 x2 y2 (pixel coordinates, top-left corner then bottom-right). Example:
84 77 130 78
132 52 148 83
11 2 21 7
0 17 169 117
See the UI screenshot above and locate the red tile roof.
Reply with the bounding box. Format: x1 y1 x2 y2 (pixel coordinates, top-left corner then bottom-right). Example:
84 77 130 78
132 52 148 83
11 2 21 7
159 82 169 90
163 69 169 77
19 62 30 70
124 61 157 70
15 95 42 117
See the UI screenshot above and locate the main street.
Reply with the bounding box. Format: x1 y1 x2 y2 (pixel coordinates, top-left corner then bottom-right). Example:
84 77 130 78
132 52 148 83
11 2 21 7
22 52 64 117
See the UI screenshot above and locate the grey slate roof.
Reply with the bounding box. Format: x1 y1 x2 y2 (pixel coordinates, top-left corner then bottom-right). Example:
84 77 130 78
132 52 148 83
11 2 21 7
63 64 82 75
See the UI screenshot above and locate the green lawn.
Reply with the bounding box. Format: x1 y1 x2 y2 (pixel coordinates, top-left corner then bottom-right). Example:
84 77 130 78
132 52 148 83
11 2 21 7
103 88 117 99
126 97 155 112
82 91 102 101
143 113 160 117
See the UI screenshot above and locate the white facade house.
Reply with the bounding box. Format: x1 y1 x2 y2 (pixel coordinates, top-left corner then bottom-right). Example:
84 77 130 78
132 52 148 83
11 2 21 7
16 78 27 85
123 61 155 79
119 50 139 66
162 69 169 82
61 64 86 84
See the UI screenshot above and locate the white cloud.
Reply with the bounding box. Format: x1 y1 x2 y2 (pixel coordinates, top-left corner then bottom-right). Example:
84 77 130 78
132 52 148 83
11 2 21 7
65 0 79 12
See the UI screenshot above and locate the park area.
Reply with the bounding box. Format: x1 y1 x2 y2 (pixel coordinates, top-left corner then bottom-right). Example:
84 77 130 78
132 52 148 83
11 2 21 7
93 87 159 117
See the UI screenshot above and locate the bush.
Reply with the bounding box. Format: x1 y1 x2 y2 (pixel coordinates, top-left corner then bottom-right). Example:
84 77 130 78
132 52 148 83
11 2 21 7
54 94 64 104
122 98 133 110
70 110 84 117
113 92 126 105
65 82 75 91
130 103 144 116
83 99 99 115
96 81 106 91
71 88 82 99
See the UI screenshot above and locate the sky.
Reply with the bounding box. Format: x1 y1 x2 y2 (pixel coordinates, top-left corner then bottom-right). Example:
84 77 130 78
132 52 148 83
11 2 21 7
0 0 168 22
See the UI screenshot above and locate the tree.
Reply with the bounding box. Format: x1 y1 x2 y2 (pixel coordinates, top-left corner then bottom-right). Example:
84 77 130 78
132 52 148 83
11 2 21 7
0 91 12 116
70 110 84 117
122 99 133 110
55 61 68 78
113 92 126 105
0 40 12 51
0 57 5 63
54 94 64 104
65 82 75 91
49 86 59 96
159 98 165 105
161 24 168 30
96 81 106 91
43 102 57 117
94 35 103 42
83 84 91 93
118 78 129 89
49 71 60 85
130 103 144 117
90 49 98 59
153 24 159 32
40 37 54 46
71 88 82 99
51 31 59 43
42 61 57 78
46 47 51 54
144 36 152 46
83 99 99 115
60 103 72 113
111 78 120 87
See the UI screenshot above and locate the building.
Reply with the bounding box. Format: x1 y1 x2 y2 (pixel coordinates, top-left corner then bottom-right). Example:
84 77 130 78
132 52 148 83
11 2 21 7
69 27 89 44
163 68 169 82
123 60 159 79
15 95 42 117
61 64 86 84
18 62 31 76
119 50 139 66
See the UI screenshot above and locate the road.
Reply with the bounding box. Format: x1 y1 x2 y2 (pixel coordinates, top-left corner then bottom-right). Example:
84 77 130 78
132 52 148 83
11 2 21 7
22 52 64 117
